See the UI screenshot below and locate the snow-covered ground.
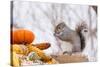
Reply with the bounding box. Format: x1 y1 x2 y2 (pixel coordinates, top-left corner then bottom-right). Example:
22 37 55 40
12 1 97 61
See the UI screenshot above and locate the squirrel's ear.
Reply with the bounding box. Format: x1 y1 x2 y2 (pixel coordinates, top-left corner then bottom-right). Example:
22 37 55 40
61 22 66 26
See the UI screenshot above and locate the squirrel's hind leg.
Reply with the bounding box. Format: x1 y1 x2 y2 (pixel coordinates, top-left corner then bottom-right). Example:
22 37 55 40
72 45 81 53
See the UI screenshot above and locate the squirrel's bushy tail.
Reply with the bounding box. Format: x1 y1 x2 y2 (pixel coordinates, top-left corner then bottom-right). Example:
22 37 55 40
75 23 88 51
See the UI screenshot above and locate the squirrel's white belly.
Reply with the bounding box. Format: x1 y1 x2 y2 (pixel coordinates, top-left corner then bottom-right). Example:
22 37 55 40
60 40 73 54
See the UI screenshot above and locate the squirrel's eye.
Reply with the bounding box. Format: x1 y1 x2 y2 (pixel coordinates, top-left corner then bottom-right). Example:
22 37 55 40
58 27 61 29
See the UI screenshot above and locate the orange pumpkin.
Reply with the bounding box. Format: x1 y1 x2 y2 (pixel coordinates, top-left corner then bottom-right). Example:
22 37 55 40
11 29 35 44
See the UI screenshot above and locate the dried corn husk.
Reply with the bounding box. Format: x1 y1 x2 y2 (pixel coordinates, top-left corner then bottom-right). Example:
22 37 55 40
27 44 51 62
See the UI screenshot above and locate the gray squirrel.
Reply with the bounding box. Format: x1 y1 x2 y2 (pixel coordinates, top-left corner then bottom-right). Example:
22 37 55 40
54 22 88 55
